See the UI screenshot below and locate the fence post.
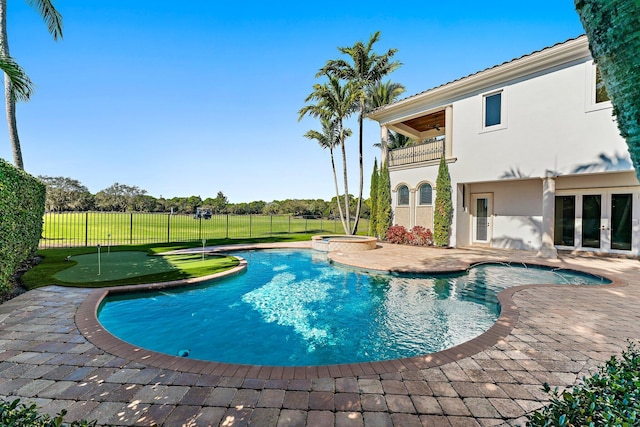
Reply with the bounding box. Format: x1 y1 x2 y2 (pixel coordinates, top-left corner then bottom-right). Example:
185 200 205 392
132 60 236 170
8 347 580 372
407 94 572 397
199 216 202 241
270 215 273 236
288 215 291 234
249 214 252 238
305 218 308 233
85 212 88 247
167 213 170 243
130 213 133 245
226 214 229 239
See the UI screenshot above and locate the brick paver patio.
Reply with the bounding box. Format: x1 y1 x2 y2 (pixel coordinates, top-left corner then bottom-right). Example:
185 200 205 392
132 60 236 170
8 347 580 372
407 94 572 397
0 242 638 426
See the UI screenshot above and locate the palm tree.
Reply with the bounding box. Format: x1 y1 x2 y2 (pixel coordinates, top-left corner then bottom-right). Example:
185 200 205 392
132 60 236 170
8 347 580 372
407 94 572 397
320 31 401 234
367 80 405 113
304 117 352 232
373 130 414 150
0 0 63 169
299 74 358 233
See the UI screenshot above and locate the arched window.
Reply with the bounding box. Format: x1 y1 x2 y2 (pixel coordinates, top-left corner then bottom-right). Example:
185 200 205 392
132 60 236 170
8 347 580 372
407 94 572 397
398 185 410 206
419 183 433 205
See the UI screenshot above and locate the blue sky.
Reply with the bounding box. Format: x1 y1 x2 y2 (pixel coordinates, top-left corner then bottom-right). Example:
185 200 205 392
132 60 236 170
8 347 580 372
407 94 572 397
0 1 585 202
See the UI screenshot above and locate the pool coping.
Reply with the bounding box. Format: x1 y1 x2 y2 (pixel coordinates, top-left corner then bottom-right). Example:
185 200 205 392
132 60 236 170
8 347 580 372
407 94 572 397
75 243 623 380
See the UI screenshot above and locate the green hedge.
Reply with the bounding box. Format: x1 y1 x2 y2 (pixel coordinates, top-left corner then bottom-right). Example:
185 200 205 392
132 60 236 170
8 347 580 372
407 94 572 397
1 398 99 426
528 341 640 426
0 159 46 292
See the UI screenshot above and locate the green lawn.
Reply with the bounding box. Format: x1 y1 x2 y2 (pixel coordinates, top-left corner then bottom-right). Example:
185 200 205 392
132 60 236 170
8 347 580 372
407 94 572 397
40 212 369 248
23 236 313 289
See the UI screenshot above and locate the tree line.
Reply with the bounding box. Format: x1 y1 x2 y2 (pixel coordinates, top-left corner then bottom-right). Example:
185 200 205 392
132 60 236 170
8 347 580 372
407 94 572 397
39 176 371 218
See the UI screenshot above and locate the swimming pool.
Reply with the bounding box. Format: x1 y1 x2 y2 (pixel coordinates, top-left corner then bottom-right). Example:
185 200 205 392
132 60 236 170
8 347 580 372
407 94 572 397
97 249 607 366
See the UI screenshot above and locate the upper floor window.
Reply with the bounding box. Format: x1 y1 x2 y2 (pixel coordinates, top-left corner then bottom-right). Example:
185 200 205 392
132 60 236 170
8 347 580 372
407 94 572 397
484 92 502 127
586 61 612 112
595 66 610 104
419 183 432 205
397 185 410 206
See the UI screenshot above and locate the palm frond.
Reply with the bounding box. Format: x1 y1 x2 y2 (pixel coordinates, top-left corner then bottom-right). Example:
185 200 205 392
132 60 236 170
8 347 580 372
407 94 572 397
27 0 63 40
1 56 34 102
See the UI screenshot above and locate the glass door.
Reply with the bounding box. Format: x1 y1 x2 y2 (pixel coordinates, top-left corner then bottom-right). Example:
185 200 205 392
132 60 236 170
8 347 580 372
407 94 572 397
471 194 492 243
582 195 601 248
611 194 632 250
554 196 575 246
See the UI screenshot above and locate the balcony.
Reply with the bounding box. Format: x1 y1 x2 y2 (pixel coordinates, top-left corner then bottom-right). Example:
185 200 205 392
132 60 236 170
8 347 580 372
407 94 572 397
388 139 444 167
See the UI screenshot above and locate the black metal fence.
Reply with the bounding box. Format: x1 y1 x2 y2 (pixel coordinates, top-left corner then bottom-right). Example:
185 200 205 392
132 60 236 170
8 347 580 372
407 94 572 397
39 212 369 248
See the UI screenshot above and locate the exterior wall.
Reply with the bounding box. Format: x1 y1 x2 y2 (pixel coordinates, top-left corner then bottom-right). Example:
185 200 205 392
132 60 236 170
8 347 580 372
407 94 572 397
457 180 543 250
391 169 438 232
449 59 629 185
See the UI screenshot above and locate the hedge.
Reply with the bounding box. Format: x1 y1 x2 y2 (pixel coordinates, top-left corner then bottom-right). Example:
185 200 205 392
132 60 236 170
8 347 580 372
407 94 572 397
0 159 46 292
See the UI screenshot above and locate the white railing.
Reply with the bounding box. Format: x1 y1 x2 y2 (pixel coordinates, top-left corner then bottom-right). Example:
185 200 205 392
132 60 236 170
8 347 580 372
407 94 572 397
389 139 444 167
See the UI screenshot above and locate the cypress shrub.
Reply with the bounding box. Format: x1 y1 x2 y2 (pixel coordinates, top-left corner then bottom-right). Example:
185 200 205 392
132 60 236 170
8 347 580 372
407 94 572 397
433 155 452 246
0 159 46 292
369 158 379 236
376 161 392 239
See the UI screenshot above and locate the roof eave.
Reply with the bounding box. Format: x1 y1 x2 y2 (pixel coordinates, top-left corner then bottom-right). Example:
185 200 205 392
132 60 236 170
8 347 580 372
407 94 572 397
368 35 591 125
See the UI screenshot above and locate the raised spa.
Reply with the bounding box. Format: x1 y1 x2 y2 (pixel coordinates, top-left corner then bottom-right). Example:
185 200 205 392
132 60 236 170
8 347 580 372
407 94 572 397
311 234 377 252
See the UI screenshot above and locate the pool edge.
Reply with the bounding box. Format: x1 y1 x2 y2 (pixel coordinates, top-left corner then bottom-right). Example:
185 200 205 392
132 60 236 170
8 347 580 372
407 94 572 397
75 245 623 379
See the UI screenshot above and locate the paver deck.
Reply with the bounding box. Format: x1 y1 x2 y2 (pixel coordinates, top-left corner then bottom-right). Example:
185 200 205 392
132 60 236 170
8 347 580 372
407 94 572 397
1 243 639 426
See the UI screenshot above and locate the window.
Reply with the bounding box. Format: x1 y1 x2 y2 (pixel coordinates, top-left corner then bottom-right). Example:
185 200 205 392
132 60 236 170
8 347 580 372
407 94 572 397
397 185 409 206
484 92 502 127
418 183 432 205
595 67 610 104
586 62 612 112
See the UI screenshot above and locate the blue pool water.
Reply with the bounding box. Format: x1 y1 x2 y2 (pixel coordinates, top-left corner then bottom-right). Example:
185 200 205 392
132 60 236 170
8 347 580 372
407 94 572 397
98 249 607 366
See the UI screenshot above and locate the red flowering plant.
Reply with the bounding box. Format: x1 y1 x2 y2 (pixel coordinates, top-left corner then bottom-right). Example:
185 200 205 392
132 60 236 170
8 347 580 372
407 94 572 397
385 225 434 246
409 226 434 246
385 225 410 244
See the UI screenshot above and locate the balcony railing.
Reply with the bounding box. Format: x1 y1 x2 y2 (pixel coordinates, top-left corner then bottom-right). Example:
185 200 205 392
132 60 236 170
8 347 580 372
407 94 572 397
388 139 444 167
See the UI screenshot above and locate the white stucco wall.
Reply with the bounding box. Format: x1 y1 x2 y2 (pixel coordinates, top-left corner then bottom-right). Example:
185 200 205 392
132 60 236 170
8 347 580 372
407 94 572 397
449 59 630 184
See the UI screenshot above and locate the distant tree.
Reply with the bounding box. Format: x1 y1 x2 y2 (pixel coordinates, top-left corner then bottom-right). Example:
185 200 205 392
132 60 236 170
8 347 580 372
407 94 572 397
320 31 401 234
184 196 202 214
204 191 228 214
95 183 146 212
574 0 640 181
39 176 93 212
262 201 280 215
433 156 452 246
376 162 391 238
369 158 379 236
1 0 63 169
131 194 158 212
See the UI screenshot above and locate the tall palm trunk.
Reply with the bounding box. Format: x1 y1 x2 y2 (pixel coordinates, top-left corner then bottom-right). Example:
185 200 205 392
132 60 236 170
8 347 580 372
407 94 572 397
339 126 352 234
329 146 348 234
351 105 364 234
0 0 22 169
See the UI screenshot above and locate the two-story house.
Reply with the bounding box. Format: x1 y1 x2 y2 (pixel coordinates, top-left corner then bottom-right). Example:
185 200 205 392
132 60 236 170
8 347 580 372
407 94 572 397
369 35 640 257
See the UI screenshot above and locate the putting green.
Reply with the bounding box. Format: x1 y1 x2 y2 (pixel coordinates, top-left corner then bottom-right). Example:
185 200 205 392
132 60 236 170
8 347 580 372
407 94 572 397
53 251 214 283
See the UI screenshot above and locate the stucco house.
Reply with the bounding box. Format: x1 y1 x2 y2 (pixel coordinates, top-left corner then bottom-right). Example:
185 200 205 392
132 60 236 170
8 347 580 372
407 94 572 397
369 35 639 257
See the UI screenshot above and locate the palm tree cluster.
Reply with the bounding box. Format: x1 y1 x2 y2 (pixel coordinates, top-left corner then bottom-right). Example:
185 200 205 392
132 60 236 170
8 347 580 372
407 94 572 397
299 31 403 235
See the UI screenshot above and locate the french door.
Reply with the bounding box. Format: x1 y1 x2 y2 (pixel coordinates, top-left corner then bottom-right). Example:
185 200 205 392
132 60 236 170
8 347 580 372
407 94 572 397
555 192 634 252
